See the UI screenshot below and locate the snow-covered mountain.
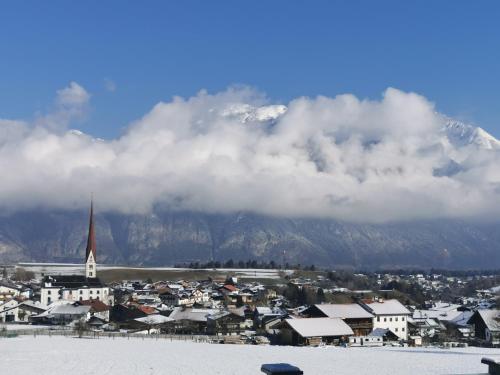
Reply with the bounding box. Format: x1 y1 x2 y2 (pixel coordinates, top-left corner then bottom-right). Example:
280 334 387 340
444 118 500 150
220 104 287 123
223 103 500 151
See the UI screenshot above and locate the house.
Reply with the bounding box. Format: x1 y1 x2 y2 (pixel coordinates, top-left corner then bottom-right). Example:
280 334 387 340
79 299 111 321
407 316 442 338
303 304 374 336
207 310 248 335
0 299 19 322
349 333 384 347
467 309 500 346
110 304 147 326
18 300 48 322
254 306 287 331
0 281 31 299
278 317 353 346
166 307 218 334
31 302 91 325
360 299 410 340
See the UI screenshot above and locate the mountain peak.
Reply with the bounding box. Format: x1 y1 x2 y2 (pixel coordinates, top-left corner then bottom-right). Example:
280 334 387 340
444 118 500 150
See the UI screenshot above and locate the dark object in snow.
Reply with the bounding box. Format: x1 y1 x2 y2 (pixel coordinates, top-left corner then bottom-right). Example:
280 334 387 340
482 357 500 375
261 363 303 375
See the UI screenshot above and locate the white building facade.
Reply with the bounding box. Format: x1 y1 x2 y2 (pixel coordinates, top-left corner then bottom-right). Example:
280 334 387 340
362 299 411 340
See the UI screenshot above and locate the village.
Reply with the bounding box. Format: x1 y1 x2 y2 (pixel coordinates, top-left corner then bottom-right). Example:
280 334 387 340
0 204 499 350
1 266 499 348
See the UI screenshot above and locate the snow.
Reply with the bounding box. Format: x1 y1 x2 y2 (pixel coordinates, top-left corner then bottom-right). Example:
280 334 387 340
364 299 411 315
17 263 285 279
314 303 374 319
135 314 173 324
284 317 354 337
1 336 499 375
444 118 500 150
220 104 287 123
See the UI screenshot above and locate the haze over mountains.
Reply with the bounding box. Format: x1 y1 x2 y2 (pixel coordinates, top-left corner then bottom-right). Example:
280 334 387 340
0 84 499 269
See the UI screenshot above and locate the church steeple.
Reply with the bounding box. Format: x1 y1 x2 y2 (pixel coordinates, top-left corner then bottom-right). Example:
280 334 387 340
85 198 97 278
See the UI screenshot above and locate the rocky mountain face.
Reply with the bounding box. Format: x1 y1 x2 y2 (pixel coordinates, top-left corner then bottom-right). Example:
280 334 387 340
0 209 499 269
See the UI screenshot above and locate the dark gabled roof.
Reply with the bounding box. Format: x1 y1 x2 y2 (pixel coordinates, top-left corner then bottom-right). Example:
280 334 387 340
468 309 500 332
42 275 104 288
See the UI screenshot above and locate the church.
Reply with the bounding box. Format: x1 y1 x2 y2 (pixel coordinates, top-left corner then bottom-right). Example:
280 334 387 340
40 201 113 306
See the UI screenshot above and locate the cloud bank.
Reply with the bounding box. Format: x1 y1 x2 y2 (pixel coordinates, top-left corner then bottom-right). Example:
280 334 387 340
0 83 499 222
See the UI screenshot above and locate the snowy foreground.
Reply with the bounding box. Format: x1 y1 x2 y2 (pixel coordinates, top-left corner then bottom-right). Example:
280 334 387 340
2 336 499 375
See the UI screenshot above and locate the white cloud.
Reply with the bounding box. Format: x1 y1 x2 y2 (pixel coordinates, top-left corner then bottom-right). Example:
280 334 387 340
104 78 116 92
56 81 90 107
33 81 91 131
0 83 499 222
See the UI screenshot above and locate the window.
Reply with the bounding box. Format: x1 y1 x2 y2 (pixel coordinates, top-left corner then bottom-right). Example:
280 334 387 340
90 290 93 294
402 327 405 332
395 317 398 322
97 290 100 294
47 297 51 303
377 317 380 322
390 317 393 322
395 328 398 332
402 317 405 321
89 265 93 270
384 318 387 322
48 290 51 295
79 290 83 295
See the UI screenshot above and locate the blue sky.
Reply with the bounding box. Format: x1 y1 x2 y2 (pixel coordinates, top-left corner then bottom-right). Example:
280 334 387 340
1 1 500 139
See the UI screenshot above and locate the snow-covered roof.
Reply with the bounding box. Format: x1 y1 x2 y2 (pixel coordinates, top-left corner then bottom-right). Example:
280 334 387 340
477 310 500 332
412 309 462 322
35 303 90 317
449 311 474 327
284 318 353 338
429 302 461 312
364 300 410 316
315 304 374 319
135 315 173 325
20 300 48 311
168 307 218 322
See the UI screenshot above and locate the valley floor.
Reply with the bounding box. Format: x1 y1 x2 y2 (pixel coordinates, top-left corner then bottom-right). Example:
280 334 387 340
1 336 499 375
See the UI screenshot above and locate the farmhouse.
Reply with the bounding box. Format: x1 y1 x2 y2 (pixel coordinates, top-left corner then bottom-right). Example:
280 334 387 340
303 303 374 336
467 309 500 346
360 299 410 340
278 317 353 346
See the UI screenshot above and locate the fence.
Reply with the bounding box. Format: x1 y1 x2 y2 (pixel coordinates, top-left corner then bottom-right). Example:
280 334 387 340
1 327 220 343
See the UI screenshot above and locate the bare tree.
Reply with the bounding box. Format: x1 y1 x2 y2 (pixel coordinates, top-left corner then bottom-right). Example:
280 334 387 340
74 319 88 338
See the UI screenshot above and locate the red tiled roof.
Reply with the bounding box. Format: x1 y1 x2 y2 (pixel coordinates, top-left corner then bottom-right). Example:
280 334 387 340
137 305 158 315
222 284 238 292
79 299 110 312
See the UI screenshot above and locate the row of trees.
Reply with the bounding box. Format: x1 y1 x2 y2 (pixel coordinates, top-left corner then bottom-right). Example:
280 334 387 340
176 259 317 271
1 267 35 281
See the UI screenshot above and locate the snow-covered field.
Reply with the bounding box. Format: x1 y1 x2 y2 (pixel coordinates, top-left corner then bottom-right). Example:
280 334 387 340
1 336 498 375
17 263 286 279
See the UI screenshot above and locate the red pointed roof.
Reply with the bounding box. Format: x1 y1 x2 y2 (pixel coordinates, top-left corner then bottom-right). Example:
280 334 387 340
85 199 96 262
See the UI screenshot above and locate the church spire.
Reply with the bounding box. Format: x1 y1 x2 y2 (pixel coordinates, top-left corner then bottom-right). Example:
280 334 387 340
85 197 97 278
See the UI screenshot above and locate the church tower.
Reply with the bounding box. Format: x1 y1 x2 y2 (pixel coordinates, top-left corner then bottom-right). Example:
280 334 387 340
85 199 97 278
